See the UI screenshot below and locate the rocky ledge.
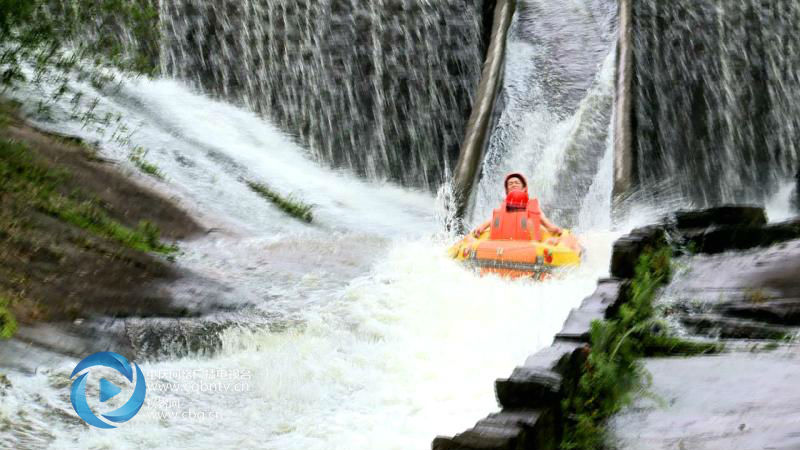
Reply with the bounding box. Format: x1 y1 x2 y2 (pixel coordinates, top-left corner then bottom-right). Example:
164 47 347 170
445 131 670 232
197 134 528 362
433 205 800 450
0 108 237 366
608 207 800 450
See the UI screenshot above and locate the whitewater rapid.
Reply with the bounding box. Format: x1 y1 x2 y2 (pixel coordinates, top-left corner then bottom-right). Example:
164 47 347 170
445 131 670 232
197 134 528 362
1 76 623 450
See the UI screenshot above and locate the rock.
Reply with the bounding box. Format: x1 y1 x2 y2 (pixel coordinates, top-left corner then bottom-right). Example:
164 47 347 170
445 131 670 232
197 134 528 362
654 237 800 340
432 409 557 450
793 168 800 212
495 342 587 409
495 367 563 409
609 352 800 450
679 314 794 340
12 323 133 359
719 298 800 326
125 318 227 358
610 225 668 279
658 239 800 303
554 309 605 343
433 426 520 450
554 281 650 343
576 278 629 320
681 218 800 254
673 205 767 229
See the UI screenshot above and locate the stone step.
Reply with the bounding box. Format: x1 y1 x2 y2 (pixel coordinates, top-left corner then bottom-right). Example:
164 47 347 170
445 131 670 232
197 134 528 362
495 342 587 409
432 409 555 450
553 308 604 343
553 278 628 343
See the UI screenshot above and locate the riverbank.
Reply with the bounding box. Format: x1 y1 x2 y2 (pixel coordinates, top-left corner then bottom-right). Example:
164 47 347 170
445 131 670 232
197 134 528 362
0 102 202 340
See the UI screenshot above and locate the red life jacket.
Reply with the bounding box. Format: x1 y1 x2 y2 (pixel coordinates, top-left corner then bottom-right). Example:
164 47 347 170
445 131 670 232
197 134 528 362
489 194 542 241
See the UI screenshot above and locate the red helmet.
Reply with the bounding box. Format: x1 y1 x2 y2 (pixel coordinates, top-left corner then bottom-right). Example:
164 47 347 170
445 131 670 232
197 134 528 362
505 189 529 209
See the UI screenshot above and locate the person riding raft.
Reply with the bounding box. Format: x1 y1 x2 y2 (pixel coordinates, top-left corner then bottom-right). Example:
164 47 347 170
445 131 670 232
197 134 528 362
470 172 563 239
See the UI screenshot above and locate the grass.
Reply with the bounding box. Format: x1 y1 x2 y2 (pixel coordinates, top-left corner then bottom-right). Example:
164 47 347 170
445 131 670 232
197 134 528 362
0 295 17 339
246 180 313 223
744 288 768 304
759 341 780 352
0 99 22 128
560 246 720 450
0 138 175 254
129 146 163 179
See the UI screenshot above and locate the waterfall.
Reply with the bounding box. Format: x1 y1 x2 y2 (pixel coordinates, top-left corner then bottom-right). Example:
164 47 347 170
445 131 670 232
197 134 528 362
47 0 162 73
158 0 486 189
472 0 619 228
2 2 635 449
632 0 800 206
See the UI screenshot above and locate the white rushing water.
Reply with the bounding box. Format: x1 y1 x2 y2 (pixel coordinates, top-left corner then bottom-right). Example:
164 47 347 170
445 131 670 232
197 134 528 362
765 181 798 223
158 0 485 188
472 0 618 228
1 72 624 450
632 0 800 206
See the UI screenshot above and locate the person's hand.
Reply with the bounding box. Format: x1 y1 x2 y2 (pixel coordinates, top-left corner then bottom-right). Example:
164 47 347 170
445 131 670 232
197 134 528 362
553 227 563 236
472 225 486 238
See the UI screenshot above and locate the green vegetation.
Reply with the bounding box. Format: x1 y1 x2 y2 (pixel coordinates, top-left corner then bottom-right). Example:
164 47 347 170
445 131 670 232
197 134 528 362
560 246 719 450
129 146 163 179
0 137 175 253
1 0 159 149
0 9 169 335
0 99 21 127
246 180 313 223
639 332 722 357
744 288 768 304
758 341 780 352
1 0 160 85
0 295 17 339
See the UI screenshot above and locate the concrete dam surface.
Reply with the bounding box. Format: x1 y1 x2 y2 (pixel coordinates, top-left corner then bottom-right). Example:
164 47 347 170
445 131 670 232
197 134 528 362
611 351 800 450
0 1 798 450
611 234 800 450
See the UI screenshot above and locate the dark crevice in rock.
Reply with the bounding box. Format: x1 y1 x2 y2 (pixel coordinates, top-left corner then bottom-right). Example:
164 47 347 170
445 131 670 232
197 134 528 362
679 314 794 340
717 298 800 326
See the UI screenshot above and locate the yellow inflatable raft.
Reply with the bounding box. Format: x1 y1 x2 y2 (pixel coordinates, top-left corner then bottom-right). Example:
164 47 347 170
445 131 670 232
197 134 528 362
448 227 582 280
447 188 583 279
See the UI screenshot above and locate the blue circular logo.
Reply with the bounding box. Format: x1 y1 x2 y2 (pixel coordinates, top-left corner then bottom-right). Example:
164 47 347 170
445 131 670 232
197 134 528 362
70 352 147 429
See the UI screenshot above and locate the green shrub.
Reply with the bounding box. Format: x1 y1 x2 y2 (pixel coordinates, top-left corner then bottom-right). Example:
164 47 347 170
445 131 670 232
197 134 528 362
561 246 719 449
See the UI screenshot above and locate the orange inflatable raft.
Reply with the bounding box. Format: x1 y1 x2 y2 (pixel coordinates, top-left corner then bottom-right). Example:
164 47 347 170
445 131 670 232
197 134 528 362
448 194 583 280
